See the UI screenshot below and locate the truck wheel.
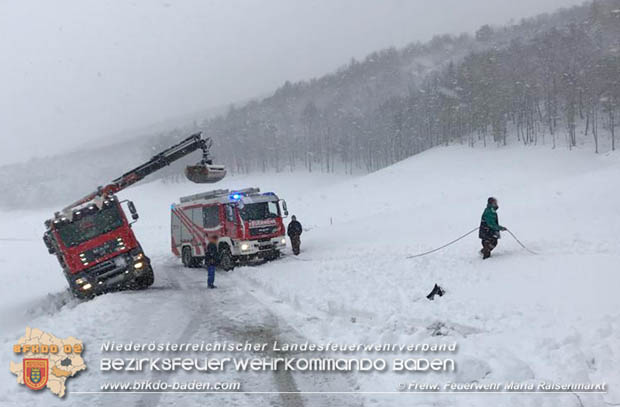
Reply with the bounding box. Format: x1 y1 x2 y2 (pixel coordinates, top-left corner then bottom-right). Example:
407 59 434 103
219 247 235 271
265 250 281 261
134 267 154 289
182 247 191 267
181 247 202 268
70 287 92 300
182 247 203 268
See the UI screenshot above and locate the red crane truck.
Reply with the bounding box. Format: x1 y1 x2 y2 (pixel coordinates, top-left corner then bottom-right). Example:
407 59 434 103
42 133 226 298
171 188 289 270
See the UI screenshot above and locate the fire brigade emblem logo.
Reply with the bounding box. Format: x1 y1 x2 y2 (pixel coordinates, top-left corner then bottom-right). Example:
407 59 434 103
10 327 86 397
23 359 49 390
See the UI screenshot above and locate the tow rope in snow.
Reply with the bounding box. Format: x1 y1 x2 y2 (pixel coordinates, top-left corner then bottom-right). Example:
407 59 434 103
406 227 480 259
505 229 538 255
406 227 537 259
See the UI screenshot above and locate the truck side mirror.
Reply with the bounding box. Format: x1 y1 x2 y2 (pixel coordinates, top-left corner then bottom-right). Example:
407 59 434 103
43 233 56 254
226 205 236 223
280 199 289 217
127 201 139 221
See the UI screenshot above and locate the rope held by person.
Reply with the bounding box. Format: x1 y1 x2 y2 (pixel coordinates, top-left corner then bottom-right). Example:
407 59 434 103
406 227 480 259
406 227 537 258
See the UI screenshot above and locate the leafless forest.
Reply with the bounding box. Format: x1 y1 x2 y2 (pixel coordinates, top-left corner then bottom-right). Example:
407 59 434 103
1 0 618 209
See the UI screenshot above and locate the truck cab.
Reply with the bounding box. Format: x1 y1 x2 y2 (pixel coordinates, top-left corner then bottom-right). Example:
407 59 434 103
171 188 288 270
43 195 153 298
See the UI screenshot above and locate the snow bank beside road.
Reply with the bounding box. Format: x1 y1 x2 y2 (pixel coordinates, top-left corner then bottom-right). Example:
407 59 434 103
1 144 619 406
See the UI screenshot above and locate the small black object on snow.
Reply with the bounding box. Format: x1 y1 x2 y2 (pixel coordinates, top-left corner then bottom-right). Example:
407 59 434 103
426 284 445 301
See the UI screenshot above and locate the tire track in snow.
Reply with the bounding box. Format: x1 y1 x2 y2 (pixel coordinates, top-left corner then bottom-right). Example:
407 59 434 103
135 263 305 407
230 274 363 407
88 260 191 407
135 263 361 407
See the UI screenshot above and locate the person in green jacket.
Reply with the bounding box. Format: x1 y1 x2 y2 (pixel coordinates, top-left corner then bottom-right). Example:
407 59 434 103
479 197 507 259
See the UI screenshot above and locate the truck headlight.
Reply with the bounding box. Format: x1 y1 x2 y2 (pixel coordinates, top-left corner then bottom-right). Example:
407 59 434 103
133 253 144 261
134 261 144 269
81 283 92 290
76 278 86 285
281 238 286 245
241 243 250 251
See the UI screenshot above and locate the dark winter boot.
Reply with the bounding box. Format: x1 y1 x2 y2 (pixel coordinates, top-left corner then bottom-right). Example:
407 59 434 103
426 284 445 301
481 242 491 259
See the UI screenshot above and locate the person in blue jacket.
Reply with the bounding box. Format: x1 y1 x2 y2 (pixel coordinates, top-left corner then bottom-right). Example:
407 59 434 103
479 197 507 259
205 235 220 288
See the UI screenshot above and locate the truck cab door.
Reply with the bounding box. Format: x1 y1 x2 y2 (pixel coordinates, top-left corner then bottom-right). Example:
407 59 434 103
223 204 237 237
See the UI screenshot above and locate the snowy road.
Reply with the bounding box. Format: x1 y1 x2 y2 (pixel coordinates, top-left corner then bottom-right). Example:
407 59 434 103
2 252 363 407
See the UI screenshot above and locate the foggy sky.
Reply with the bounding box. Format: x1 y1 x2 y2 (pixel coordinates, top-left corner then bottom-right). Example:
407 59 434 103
0 0 583 164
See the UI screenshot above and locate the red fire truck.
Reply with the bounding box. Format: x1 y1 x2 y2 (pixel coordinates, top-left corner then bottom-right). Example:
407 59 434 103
171 188 289 270
43 133 226 298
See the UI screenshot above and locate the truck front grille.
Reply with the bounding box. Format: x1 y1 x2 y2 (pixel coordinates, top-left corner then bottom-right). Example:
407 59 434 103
86 258 126 282
88 259 117 275
250 226 278 236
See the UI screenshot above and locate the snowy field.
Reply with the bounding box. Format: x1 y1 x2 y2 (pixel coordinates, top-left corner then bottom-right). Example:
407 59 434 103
1 144 619 407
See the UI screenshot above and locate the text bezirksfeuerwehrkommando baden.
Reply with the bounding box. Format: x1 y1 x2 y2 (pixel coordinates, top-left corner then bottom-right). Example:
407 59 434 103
100 356 455 373
101 340 457 353
100 341 457 373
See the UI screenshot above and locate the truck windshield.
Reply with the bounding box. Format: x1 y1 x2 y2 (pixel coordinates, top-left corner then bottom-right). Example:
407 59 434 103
56 205 124 247
240 202 279 221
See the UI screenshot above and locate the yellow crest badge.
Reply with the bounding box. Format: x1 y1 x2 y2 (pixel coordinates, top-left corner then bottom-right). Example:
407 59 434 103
23 358 49 391
11 328 87 397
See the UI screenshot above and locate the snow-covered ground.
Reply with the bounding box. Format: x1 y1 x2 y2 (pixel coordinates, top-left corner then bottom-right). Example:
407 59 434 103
1 144 619 407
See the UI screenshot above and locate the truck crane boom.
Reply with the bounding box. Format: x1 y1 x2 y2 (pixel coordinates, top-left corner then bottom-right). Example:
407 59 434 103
62 133 226 212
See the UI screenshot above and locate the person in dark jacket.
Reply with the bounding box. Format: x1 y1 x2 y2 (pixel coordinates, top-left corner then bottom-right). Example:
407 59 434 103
205 235 220 288
479 197 507 259
287 215 303 255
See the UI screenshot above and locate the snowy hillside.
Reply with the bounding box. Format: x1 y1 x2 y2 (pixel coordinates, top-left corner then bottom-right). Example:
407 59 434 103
1 145 619 406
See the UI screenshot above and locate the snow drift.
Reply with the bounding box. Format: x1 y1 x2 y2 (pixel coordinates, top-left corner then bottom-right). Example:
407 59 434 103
1 144 619 407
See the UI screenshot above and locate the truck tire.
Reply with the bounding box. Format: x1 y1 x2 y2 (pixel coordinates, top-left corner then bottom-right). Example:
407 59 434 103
70 287 92 300
182 247 202 268
219 247 235 271
133 267 154 289
264 250 281 261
